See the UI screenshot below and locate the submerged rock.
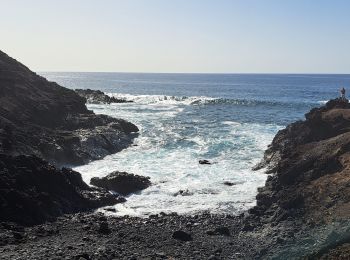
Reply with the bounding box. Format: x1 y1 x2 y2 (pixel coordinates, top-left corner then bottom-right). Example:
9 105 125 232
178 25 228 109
75 89 133 104
90 171 151 195
199 159 212 165
223 181 236 186
174 189 193 196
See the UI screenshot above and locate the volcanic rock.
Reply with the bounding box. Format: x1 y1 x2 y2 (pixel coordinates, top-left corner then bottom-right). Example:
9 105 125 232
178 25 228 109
172 230 192 241
0 50 138 166
0 154 122 226
253 98 350 225
199 159 212 165
75 89 133 104
90 171 151 195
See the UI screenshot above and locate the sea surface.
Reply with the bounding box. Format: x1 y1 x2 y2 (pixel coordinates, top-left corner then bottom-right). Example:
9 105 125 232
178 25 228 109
41 72 350 216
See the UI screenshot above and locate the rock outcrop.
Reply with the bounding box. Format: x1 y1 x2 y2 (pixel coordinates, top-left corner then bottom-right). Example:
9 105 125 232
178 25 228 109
0 50 138 166
249 98 350 257
75 89 132 104
0 154 123 226
90 171 151 195
253 98 350 224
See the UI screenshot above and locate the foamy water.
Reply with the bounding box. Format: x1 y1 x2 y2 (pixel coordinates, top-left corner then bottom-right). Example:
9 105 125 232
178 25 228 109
74 94 281 216
40 72 347 216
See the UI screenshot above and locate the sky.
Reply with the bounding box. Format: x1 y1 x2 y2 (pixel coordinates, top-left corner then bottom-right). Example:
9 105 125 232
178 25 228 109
1 0 350 73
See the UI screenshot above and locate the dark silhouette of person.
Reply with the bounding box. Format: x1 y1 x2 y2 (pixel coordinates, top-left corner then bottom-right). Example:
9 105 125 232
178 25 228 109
341 87 346 100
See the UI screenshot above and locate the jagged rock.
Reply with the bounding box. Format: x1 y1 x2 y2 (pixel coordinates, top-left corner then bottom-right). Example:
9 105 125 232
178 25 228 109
0 154 122 226
174 189 193 196
75 89 133 104
90 171 151 195
0 50 138 166
199 160 212 165
252 98 350 226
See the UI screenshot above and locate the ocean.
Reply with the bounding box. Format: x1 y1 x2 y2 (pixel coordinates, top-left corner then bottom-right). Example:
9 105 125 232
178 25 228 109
40 72 350 216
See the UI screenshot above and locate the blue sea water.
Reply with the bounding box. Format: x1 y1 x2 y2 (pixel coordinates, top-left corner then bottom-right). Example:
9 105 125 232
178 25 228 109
41 72 350 216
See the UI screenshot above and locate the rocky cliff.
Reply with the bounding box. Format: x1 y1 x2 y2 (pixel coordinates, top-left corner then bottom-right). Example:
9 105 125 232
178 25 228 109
0 50 138 166
251 98 350 258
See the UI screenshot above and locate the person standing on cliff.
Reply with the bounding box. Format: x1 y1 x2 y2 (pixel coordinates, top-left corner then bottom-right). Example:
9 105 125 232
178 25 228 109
340 87 346 100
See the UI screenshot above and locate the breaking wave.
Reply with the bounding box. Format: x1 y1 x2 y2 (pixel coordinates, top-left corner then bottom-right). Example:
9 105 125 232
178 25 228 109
108 93 316 107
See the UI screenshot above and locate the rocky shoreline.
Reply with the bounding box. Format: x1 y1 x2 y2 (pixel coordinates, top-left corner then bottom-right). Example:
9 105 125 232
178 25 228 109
0 50 138 166
1 50 349 259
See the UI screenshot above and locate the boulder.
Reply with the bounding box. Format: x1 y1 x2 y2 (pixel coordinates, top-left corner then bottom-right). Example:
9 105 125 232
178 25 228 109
0 154 122 226
90 171 151 195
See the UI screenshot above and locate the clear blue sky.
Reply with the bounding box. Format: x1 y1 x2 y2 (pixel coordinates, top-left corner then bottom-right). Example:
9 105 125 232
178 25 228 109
1 0 350 73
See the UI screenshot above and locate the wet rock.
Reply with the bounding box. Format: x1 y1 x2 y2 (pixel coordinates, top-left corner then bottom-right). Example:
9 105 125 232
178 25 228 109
223 181 236 186
174 189 193 196
172 230 192 241
75 89 133 104
199 160 212 165
90 171 151 195
104 207 117 213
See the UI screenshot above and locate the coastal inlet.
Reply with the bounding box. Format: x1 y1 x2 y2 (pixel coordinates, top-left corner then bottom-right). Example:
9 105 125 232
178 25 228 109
74 94 279 216
42 72 349 217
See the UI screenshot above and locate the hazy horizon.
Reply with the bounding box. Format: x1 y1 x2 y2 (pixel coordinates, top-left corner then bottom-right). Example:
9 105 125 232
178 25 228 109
2 0 350 74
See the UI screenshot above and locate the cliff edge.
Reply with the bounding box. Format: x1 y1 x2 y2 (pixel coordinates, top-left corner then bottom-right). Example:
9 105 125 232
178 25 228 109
0 50 138 165
252 98 350 258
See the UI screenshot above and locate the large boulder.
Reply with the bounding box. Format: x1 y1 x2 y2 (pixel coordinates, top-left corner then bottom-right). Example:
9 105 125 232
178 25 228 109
90 171 151 195
0 154 123 226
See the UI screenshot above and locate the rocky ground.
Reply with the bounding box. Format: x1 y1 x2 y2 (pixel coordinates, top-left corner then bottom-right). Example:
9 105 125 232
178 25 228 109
0 212 300 260
1 50 350 259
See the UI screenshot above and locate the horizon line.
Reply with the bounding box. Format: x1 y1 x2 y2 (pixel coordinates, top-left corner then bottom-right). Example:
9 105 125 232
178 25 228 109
37 71 350 75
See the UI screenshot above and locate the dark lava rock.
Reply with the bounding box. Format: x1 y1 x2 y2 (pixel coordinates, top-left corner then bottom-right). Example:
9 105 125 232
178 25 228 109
0 50 138 166
223 181 236 186
0 154 121 226
252 98 350 227
174 189 193 196
75 89 133 104
172 230 192 241
90 171 151 195
98 222 110 234
199 159 212 165
206 226 230 236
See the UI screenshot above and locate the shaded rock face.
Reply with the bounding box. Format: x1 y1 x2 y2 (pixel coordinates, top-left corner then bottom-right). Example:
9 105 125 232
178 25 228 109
0 50 138 166
253 98 350 226
0 154 123 226
90 171 151 195
75 89 133 104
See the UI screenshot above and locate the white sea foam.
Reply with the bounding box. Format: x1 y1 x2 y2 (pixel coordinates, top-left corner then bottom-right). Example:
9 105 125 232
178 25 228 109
318 100 328 105
74 98 282 217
